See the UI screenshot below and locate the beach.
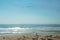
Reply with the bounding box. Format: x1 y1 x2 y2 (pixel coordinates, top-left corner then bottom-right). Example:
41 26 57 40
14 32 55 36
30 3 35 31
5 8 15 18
0 33 60 40
0 24 60 40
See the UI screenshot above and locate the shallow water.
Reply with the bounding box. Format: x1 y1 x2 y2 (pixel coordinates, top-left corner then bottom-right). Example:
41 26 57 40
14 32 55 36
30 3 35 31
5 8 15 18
0 24 60 34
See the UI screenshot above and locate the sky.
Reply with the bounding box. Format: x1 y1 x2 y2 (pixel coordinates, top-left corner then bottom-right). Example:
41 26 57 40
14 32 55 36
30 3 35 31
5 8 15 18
0 0 60 24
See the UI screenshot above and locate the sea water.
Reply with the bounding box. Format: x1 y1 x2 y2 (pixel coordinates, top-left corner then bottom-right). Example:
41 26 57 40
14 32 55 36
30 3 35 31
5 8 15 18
0 24 60 34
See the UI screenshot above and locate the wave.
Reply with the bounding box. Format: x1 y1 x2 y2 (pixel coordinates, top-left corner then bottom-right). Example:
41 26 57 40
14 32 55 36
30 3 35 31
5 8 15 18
0 27 32 31
0 27 60 34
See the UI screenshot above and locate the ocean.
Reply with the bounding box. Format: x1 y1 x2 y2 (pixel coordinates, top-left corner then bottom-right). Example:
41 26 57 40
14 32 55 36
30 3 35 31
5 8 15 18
0 24 60 34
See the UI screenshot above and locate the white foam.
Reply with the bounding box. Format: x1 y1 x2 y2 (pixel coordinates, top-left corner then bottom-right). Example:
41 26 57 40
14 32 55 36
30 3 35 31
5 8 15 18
0 27 32 31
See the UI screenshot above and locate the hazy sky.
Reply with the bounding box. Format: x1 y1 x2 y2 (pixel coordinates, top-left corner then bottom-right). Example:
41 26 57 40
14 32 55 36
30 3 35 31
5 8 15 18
0 0 60 24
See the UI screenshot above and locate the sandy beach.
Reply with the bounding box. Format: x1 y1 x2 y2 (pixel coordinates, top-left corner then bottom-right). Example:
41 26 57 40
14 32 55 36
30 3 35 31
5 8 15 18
0 33 60 40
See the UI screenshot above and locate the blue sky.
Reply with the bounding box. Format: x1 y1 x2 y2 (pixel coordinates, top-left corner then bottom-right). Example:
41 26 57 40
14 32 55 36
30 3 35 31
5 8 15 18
0 0 60 24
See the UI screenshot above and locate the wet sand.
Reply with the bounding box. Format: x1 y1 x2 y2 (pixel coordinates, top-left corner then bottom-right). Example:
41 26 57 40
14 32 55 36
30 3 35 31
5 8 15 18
0 33 60 40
